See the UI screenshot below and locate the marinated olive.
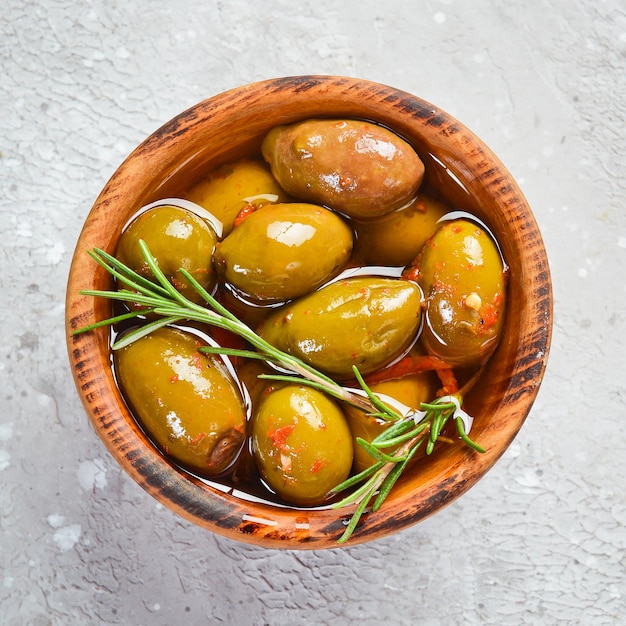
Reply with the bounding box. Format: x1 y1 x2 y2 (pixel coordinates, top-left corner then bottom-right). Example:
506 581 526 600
114 327 246 476
406 218 507 367
185 159 290 236
353 193 448 267
251 384 353 505
116 205 217 304
262 119 425 219
214 203 353 303
257 277 423 377
344 371 438 473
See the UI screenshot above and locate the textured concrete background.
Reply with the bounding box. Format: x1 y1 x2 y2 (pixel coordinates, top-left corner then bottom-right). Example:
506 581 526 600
1 1 625 624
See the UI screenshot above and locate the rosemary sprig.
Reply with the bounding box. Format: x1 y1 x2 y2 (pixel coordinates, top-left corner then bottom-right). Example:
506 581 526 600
74 240 484 543
75 241 372 413
329 393 483 543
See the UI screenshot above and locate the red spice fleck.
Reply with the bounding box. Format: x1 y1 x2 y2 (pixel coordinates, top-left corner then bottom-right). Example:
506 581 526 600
170 374 179 383
451 224 462 233
481 304 499 329
233 203 257 227
189 432 207 446
403 267 420 282
191 352 205 371
267 424 296 452
311 458 324 474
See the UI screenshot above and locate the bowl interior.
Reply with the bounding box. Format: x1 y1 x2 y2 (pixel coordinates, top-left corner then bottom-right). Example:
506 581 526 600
66 76 552 548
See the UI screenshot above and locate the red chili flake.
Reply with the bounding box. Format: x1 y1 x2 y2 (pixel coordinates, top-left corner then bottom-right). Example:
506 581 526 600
170 374 179 383
191 352 205 371
233 203 257 227
267 424 296 452
482 304 499 329
311 458 324 474
451 224 462 233
403 267 420 282
189 432 207 446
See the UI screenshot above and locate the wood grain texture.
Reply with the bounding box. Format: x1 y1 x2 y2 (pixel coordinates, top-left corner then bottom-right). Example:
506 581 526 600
65 75 552 549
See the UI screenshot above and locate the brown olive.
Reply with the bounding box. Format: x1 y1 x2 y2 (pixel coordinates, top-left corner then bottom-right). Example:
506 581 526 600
262 119 424 219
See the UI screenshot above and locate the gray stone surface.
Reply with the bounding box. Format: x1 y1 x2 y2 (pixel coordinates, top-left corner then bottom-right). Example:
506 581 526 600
1 1 625 624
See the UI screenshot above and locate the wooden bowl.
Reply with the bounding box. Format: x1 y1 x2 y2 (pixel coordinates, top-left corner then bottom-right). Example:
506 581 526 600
65 76 552 549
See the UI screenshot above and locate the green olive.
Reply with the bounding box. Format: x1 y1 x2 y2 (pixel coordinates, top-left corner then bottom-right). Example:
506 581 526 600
262 119 424 219
184 159 290 236
257 277 423 377
344 372 438 473
116 205 217 304
114 327 246 476
214 203 353 303
407 218 507 367
251 384 353 506
353 193 448 267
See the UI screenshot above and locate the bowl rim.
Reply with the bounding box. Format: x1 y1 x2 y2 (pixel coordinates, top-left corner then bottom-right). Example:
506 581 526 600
65 75 553 549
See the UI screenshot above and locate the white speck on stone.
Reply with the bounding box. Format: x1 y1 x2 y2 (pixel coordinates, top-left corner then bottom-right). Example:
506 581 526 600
43 240 65 265
47 513 66 529
528 157 539 170
16 219 33 237
0 449 10 471
154 604 161 611
114 139 130 154
578 267 588 277
3 576 14 589
618 236 626 248
77 459 108 491
542 146 554 157
53 524 82 552
473 52 485 64
515 467 541 489
433 12 446 24
116 46 130 59
561 205 569 212
0 422 13 441
38 393 51 407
